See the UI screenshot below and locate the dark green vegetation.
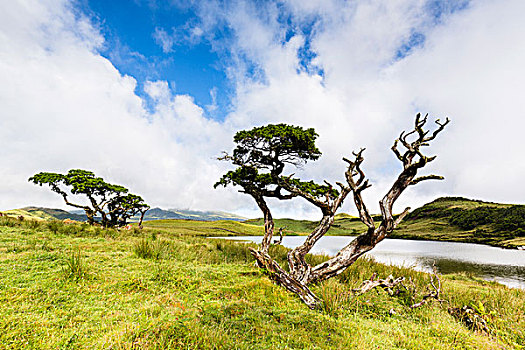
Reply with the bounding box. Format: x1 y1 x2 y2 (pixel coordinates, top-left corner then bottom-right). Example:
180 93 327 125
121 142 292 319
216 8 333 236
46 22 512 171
29 169 149 227
246 197 525 249
1 216 524 349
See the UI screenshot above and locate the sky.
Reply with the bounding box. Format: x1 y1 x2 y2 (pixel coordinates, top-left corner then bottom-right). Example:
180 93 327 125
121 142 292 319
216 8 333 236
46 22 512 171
1 0 524 219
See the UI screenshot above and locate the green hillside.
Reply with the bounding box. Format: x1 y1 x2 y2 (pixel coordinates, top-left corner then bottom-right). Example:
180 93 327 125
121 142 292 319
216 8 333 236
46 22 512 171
2 207 86 221
393 197 525 248
244 197 525 249
4 197 524 248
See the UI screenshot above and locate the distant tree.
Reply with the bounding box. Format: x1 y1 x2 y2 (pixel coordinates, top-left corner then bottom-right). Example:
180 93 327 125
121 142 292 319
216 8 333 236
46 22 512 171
216 114 449 308
29 169 149 228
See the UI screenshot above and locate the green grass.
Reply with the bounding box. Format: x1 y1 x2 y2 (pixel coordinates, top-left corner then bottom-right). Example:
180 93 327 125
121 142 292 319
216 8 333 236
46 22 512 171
0 216 524 349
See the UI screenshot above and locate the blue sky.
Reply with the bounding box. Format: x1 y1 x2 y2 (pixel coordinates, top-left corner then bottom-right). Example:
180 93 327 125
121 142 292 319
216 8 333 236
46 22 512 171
79 0 231 117
1 0 525 217
76 0 472 119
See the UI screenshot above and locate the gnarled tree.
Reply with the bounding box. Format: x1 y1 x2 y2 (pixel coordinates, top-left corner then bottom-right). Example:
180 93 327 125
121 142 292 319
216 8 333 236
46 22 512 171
217 114 449 309
29 169 150 228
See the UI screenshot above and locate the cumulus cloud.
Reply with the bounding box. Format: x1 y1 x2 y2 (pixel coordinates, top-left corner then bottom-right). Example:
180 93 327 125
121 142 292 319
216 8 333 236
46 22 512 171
1 0 524 220
0 0 245 213
192 0 525 217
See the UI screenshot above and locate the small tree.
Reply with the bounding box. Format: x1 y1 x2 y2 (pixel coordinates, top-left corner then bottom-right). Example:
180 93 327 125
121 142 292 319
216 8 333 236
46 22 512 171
29 169 149 228
216 114 449 308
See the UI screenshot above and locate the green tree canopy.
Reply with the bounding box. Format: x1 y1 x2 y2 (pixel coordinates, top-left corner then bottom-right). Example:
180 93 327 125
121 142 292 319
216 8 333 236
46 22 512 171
215 124 333 200
29 169 149 227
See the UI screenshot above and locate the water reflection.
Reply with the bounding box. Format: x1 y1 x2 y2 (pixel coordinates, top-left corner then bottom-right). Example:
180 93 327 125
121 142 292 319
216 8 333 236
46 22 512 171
216 236 525 289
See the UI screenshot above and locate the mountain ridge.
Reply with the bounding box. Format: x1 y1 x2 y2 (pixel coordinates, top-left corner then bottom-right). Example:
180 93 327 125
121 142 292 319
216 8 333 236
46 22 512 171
2 206 246 222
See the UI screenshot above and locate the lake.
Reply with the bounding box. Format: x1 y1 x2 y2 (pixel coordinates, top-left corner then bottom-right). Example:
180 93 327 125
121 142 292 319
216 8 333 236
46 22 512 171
216 235 525 289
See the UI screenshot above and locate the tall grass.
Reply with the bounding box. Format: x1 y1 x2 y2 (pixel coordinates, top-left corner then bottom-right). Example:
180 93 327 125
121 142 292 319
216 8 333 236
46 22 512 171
0 216 19 227
133 238 168 259
62 249 87 281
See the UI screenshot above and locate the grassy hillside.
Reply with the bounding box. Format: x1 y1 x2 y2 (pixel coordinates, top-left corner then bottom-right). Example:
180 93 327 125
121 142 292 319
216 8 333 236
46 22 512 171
2 207 86 221
393 197 525 248
245 197 525 248
0 216 523 349
243 214 366 236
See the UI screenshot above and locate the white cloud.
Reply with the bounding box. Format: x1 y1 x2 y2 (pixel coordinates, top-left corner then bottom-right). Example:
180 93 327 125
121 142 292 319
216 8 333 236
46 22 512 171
388 0 525 205
0 0 246 213
153 27 175 53
1 0 524 221
194 0 525 217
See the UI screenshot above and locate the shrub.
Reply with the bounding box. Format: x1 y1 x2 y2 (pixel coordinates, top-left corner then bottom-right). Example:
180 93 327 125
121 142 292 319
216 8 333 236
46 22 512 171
449 205 525 231
47 220 61 234
23 220 41 230
0 217 18 227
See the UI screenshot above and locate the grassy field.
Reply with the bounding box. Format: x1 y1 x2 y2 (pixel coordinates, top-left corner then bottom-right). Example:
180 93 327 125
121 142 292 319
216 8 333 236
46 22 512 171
0 216 524 349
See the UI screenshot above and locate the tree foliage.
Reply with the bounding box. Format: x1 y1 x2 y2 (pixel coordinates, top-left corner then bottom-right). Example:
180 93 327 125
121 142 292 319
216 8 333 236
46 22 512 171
29 169 149 228
215 124 329 200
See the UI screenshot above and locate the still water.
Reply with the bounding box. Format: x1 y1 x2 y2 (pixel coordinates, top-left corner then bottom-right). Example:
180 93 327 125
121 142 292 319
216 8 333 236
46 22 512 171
217 236 525 289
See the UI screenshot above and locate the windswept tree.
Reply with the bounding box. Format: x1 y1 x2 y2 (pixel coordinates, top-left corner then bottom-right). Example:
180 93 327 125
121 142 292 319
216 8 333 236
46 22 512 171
29 169 149 228
216 114 449 308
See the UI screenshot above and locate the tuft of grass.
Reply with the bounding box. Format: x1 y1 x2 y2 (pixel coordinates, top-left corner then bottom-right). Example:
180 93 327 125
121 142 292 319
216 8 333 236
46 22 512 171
46 220 61 234
23 219 41 230
62 249 87 281
318 279 351 316
133 238 167 260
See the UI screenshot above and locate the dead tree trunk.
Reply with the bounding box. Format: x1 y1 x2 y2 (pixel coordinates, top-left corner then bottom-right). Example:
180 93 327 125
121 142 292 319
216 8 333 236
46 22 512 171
255 114 449 308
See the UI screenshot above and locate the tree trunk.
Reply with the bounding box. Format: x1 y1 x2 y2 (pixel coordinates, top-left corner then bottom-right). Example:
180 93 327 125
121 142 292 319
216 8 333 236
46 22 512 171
288 214 334 283
250 248 322 309
254 195 274 254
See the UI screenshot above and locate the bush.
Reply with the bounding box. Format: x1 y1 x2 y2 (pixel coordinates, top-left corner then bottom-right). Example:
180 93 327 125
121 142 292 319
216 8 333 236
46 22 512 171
0 217 18 227
449 205 525 232
23 220 41 230
47 220 61 234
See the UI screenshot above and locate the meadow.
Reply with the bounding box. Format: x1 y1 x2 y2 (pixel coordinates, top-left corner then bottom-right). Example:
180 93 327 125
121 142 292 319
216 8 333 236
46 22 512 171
0 216 524 349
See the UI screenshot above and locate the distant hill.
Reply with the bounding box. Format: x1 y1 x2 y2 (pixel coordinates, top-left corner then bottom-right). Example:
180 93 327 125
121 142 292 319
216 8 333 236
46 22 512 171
4 197 524 248
393 197 525 248
245 197 525 248
138 208 247 222
3 207 86 221
4 206 246 222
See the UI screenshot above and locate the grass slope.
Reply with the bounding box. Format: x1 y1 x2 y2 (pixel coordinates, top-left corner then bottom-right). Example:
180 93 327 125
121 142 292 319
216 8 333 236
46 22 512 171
2 207 86 221
0 216 523 349
2 207 246 223
393 197 525 248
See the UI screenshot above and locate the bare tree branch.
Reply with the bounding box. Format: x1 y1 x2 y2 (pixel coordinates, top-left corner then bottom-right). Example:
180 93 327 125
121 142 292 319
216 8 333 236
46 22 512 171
410 175 444 185
353 273 406 296
394 207 411 228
